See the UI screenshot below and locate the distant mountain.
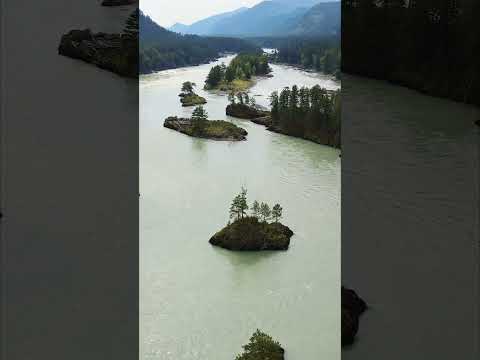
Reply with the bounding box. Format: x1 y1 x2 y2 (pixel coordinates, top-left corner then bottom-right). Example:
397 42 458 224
169 7 248 35
289 1 341 36
170 0 340 37
139 11 259 74
169 22 190 34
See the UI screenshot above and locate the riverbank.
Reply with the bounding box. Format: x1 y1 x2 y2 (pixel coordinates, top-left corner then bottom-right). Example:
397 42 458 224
227 104 340 149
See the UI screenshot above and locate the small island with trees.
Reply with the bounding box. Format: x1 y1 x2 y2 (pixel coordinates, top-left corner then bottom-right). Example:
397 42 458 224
164 105 247 141
235 330 285 360
226 92 270 119
179 82 207 107
209 188 293 251
204 53 272 92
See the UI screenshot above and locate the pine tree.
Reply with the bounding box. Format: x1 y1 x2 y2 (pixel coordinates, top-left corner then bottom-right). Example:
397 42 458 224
235 330 283 360
229 188 249 221
230 195 242 221
192 105 208 121
238 187 249 218
244 93 250 106
181 81 196 95
228 92 236 105
191 106 208 134
123 9 138 41
260 202 271 222
271 204 283 222
236 92 244 105
251 200 260 218
270 91 279 121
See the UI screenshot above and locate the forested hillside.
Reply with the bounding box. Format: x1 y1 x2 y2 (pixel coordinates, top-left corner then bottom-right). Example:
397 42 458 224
139 12 259 74
342 0 480 106
254 36 340 76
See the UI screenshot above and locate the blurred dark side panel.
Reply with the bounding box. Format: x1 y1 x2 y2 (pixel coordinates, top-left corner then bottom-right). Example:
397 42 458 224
1 1 138 359
342 1 479 359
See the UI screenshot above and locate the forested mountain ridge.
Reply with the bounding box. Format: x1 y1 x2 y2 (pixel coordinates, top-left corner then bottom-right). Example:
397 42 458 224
139 11 259 74
169 1 340 37
290 2 340 36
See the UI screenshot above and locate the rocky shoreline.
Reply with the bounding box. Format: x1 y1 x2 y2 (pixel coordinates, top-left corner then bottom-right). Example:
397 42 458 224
341 286 367 346
226 103 270 119
268 124 341 148
164 116 247 141
209 217 294 251
227 104 340 148
58 28 137 78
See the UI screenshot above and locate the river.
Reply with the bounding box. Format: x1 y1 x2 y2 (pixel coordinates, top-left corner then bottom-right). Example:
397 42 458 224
140 55 341 359
342 75 479 359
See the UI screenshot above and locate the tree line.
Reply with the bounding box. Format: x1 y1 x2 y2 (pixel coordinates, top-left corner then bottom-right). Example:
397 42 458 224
254 36 341 77
270 85 341 144
139 12 260 74
342 0 480 106
205 53 272 88
229 188 283 223
228 92 256 107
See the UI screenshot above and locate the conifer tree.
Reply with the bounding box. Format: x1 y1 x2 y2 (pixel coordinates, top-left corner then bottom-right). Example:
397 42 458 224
272 204 283 222
260 202 271 222
251 200 260 218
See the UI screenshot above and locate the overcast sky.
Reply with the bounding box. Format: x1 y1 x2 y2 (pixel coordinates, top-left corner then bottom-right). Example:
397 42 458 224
141 0 263 28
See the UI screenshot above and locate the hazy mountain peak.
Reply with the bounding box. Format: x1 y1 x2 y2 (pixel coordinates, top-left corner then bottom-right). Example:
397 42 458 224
168 0 340 37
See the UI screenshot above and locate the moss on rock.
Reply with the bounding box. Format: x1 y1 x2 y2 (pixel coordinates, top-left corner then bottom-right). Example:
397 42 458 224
180 93 207 107
209 217 293 251
164 116 247 141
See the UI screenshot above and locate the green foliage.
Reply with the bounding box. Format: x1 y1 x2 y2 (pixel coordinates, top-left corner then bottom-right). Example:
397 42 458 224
230 187 249 221
181 81 196 95
205 53 271 89
228 92 236 105
192 105 208 120
272 204 283 222
229 188 284 225
261 36 340 74
259 202 271 222
342 1 480 106
205 64 225 88
270 85 341 146
251 200 260 218
191 106 208 134
235 330 284 360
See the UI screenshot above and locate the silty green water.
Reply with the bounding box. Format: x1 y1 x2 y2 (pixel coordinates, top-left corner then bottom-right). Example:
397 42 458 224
140 55 341 360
